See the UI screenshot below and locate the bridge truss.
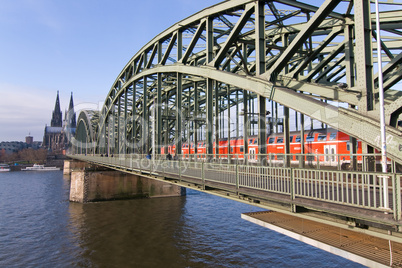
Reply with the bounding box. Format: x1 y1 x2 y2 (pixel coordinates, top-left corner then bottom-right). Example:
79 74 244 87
74 0 402 164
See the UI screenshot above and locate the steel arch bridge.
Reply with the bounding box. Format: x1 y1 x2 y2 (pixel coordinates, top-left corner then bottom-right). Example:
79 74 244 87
75 0 402 164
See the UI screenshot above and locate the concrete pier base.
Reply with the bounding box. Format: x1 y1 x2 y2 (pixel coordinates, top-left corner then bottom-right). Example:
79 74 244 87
63 159 90 175
66 159 185 203
70 169 184 203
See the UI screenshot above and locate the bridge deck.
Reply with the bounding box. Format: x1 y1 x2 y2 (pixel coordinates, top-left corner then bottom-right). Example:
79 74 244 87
242 211 402 267
179 172 399 227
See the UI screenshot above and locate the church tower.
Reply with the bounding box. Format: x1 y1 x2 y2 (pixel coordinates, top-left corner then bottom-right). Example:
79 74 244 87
67 92 76 128
51 91 62 127
43 91 65 153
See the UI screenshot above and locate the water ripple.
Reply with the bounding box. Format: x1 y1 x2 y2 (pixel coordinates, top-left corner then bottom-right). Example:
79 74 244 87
0 171 364 267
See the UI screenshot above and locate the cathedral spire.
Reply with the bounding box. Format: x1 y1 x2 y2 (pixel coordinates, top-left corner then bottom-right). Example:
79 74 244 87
67 92 76 128
50 91 62 127
69 92 74 110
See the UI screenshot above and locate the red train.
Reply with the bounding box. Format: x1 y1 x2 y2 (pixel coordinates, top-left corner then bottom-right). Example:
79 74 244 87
161 128 363 167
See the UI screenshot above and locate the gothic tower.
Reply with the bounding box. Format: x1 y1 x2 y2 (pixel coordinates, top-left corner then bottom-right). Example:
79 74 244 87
51 91 62 127
67 92 76 129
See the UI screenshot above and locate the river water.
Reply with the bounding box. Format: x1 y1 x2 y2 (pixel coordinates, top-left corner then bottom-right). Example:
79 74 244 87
0 171 364 267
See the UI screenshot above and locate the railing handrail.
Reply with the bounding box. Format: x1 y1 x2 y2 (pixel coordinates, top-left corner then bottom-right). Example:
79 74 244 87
68 153 402 222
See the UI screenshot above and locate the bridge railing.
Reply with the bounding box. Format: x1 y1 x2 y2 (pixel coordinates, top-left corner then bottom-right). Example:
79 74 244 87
293 169 394 209
89 152 399 171
70 154 401 221
151 152 399 173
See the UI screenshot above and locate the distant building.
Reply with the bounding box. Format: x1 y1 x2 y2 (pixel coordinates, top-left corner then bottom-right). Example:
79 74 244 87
43 91 76 154
25 135 33 145
25 135 41 149
0 134 42 156
0 141 28 154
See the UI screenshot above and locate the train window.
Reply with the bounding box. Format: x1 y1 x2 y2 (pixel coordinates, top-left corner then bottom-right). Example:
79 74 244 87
331 148 335 161
317 135 327 141
192 144 194 148
240 146 244 152
254 139 257 144
306 154 315 161
329 133 337 140
346 141 350 151
249 139 253 144
268 138 275 144
231 147 234 153
294 136 301 142
276 137 283 143
306 135 315 142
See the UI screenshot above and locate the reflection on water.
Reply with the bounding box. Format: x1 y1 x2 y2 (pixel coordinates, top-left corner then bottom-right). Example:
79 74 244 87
68 197 187 267
0 171 363 267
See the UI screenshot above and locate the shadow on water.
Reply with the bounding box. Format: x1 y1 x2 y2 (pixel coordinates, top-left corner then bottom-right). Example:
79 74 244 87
68 196 189 267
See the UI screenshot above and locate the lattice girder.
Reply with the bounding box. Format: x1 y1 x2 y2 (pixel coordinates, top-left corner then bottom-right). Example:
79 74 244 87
94 0 402 162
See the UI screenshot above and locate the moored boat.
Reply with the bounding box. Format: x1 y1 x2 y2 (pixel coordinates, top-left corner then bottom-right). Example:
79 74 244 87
21 164 60 171
0 164 10 172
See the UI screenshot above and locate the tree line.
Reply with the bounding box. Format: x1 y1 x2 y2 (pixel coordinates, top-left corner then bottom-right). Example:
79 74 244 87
0 148 47 164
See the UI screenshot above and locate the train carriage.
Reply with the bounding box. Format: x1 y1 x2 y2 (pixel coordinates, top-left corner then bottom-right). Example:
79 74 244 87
161 128 363 167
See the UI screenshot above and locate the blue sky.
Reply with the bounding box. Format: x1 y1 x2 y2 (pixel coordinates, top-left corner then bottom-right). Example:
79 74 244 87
0 0 218 142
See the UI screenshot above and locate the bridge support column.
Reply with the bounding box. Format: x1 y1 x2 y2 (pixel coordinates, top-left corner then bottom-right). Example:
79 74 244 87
68 162 185 203
63 159 89 175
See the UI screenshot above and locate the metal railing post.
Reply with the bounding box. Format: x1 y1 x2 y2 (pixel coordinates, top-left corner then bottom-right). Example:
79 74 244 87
236 163 239 194
394 174 401 221
290 168 296 213
179 155 182 181
140 155 143 173
202 161 205 190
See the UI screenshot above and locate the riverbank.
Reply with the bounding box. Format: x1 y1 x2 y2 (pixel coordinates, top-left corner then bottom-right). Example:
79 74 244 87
2 154 66 171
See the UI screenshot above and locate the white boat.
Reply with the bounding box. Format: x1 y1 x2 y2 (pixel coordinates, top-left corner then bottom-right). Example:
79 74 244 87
0 164 10 172
21 164 60 171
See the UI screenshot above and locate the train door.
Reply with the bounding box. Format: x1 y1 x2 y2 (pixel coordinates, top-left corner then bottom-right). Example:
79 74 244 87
324 145 336 166
249 148 257 162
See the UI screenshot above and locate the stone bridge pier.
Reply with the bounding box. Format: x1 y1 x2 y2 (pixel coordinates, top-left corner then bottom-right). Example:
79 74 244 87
64 159 185 203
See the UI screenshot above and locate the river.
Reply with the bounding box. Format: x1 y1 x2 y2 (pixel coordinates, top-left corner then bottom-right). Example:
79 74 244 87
0 171 364 267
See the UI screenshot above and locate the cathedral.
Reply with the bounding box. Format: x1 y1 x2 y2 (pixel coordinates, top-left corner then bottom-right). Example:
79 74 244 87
43 91 76 154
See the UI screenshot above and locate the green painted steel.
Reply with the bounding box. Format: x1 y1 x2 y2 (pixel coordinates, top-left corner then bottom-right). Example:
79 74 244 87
70 0 402 238
70 0 402 162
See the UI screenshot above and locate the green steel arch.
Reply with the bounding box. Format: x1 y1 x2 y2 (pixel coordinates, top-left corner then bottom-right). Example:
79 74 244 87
74 110 99 154
92 0 402 163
